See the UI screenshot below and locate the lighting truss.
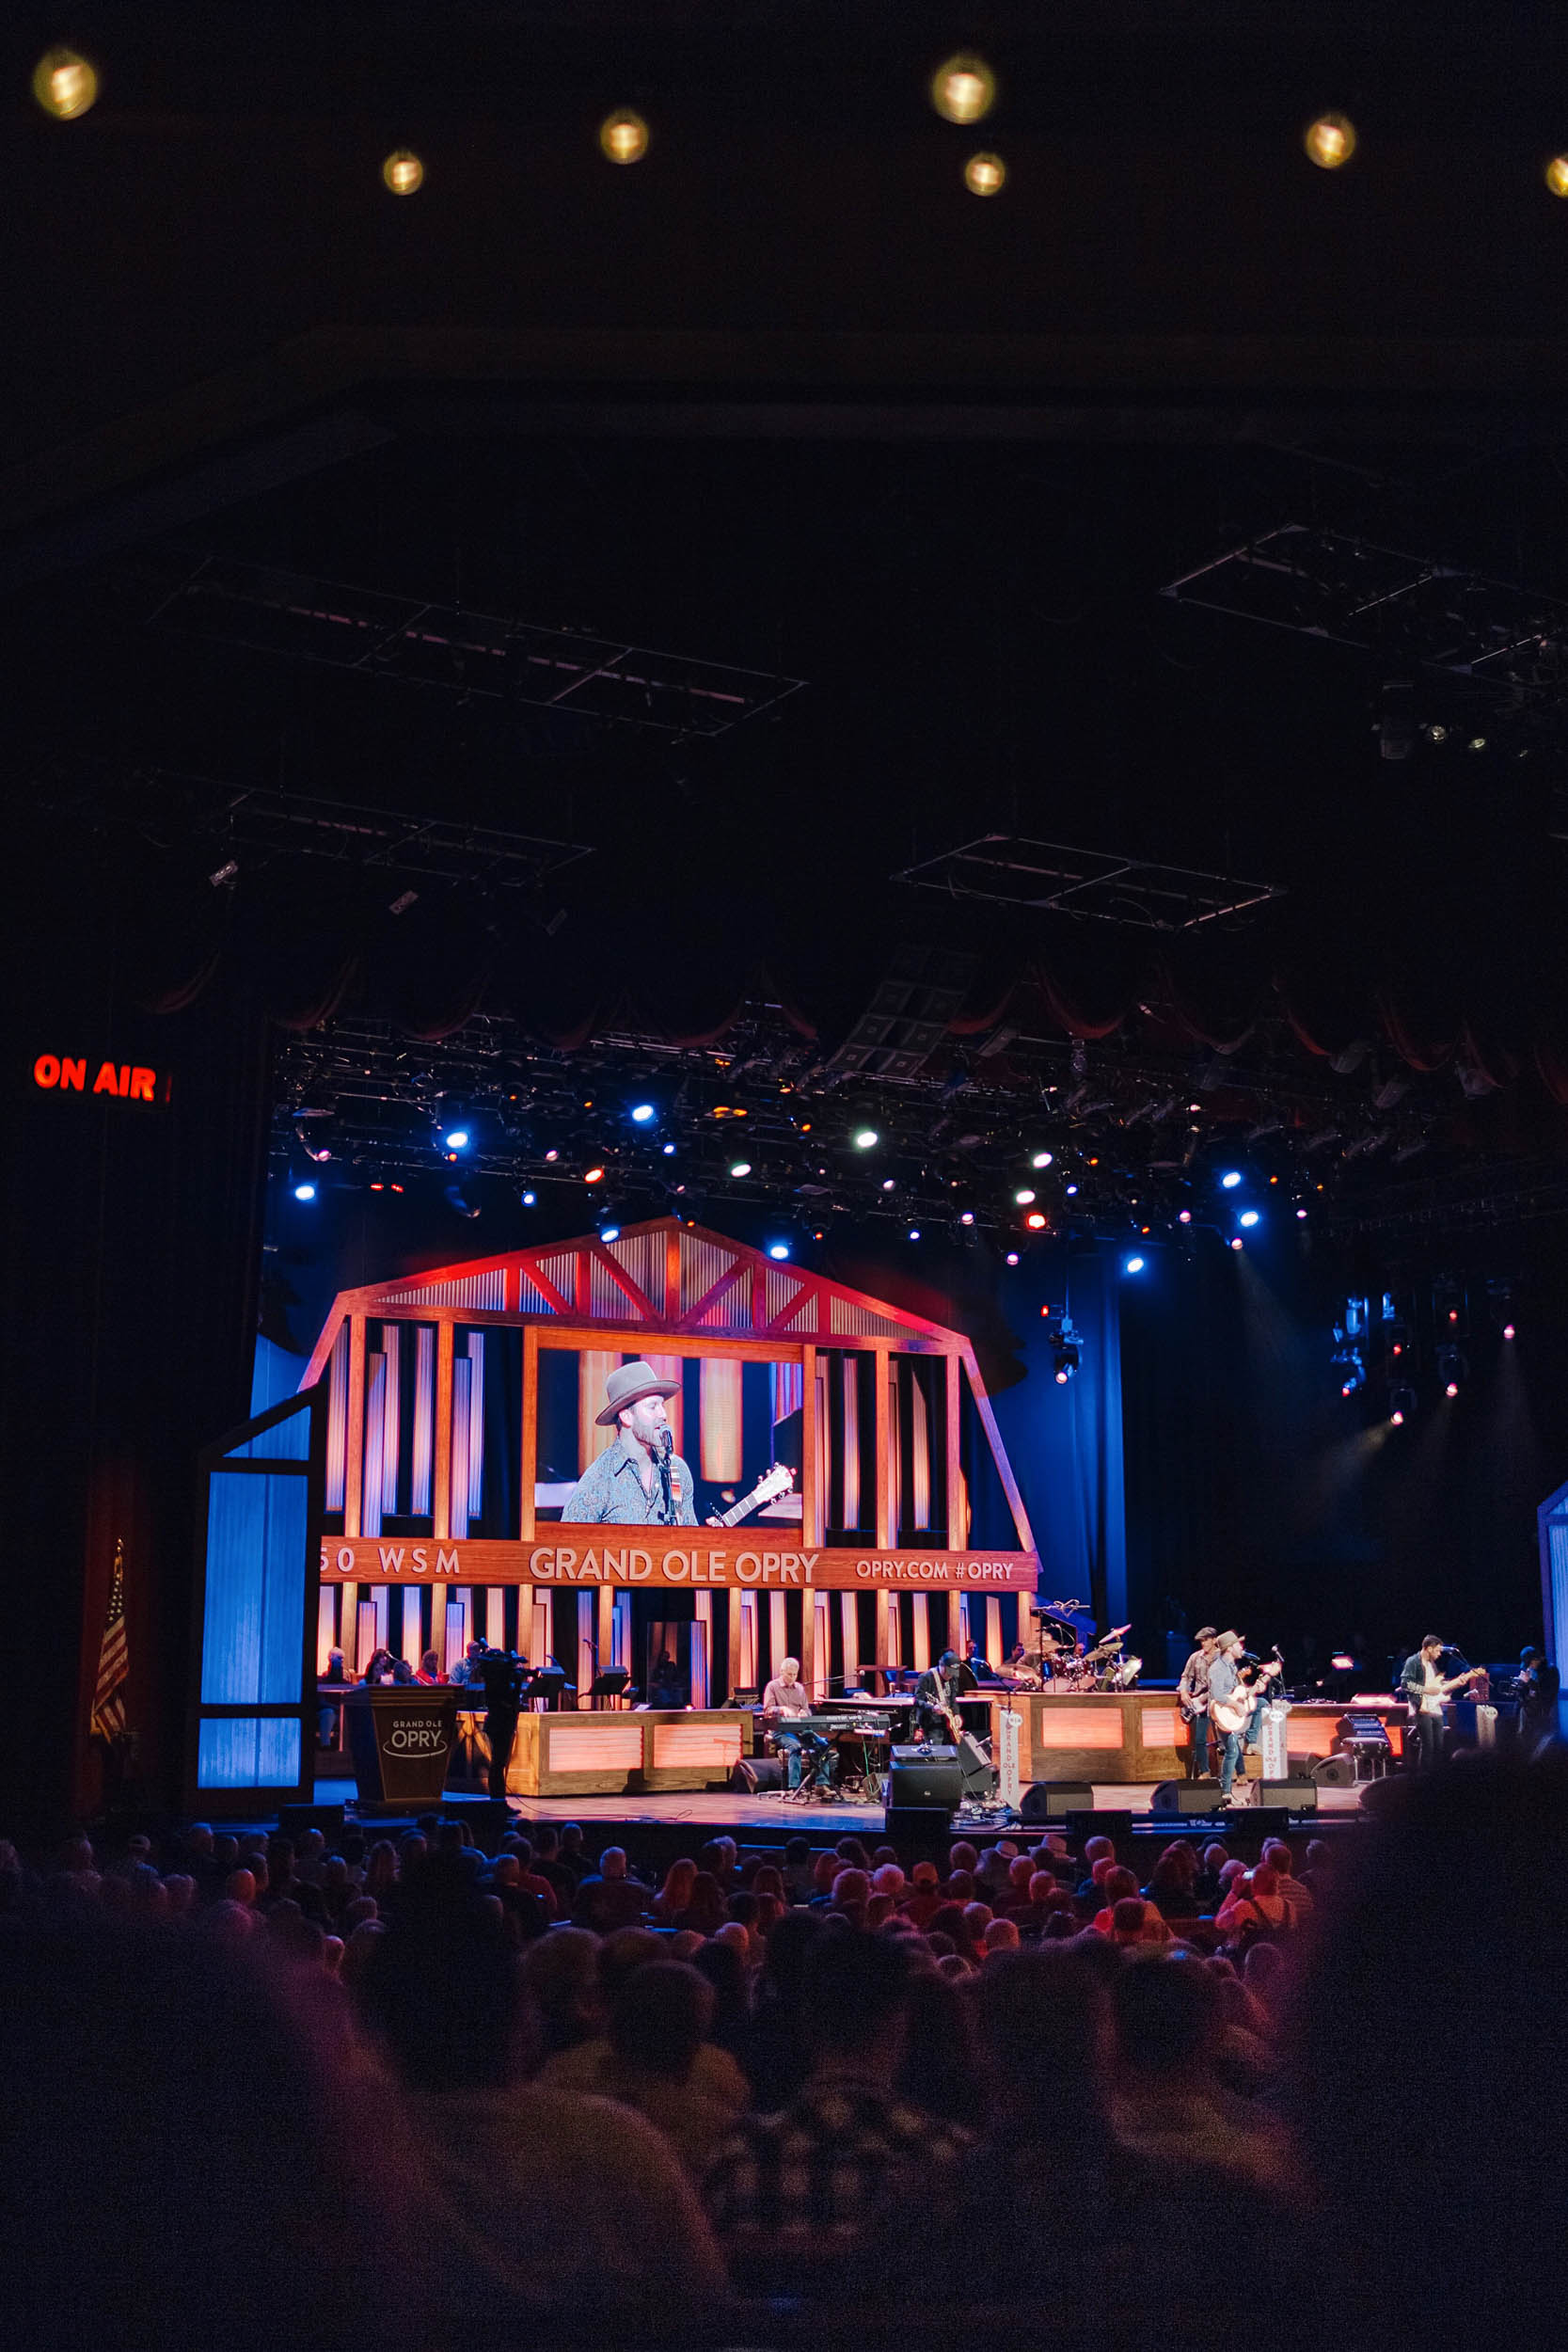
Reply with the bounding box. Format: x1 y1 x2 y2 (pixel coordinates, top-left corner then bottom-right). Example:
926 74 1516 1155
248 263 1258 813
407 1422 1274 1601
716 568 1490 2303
896 834 1282 930
133 552 806 738
1161 525 1568 695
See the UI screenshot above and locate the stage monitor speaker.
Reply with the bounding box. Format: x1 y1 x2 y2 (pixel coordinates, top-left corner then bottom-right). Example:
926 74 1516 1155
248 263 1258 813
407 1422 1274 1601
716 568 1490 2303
731 1755 784 1791
277 1803 345 1839
885 1804 956 1856
1311 1753 1355 1788
1150 1780 1226 1816
1255 1781 1318 1815
1020 1781 1095 1820
888 1757 962 1808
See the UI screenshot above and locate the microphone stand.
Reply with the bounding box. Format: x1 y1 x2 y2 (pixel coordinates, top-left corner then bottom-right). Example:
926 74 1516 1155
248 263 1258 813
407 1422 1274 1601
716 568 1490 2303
656 1427 674 1526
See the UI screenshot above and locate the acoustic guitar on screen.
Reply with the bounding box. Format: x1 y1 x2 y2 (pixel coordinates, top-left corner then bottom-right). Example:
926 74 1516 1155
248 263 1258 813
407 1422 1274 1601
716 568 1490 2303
703 1462 795 1530
1210 1647 1285 1736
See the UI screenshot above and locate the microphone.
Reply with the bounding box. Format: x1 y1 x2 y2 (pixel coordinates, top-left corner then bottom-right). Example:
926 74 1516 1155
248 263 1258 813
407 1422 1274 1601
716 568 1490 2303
658 1428 673 1458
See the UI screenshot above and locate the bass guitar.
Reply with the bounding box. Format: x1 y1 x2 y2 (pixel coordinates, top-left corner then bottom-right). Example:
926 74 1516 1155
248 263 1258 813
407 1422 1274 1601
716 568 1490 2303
1211 1648 1284 1736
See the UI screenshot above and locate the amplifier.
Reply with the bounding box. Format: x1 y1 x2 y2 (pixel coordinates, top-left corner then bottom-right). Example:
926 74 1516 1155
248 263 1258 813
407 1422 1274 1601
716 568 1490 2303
1020 1780 1096 1820
1311 1753 1356 1787
888 1756 962 1808
1150 1779 1226 1816
1255 1780 1319 1814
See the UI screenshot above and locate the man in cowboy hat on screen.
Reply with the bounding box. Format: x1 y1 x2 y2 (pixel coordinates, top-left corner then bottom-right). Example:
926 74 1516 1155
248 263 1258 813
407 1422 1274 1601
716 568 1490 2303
560 1359 699 1526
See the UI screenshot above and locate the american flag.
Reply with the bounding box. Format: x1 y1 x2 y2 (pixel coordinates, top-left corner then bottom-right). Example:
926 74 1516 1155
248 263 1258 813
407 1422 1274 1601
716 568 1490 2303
91 1536 130 1741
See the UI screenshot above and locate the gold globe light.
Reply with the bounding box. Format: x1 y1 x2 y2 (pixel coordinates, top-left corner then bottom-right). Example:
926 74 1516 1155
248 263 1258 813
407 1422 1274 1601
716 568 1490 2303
931 54 995 127
1546 155 1568 199
964 151 1006 198
33 47 98 120
1304 113 1356 170
599 108 650 165
382 149 425 196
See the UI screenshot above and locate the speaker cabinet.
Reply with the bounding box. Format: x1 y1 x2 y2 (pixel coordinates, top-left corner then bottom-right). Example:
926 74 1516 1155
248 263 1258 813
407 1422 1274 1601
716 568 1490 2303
1256 1779 1318 1813
1020 1780 1095 1820
1150 1779 1226 1815
1311 1753 1355 1787
885 1804 956 1854
889 1757 962 1808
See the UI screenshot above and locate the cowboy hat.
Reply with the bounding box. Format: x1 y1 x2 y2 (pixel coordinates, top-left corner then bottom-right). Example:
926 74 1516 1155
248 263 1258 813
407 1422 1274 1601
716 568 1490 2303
594 1359 681 1427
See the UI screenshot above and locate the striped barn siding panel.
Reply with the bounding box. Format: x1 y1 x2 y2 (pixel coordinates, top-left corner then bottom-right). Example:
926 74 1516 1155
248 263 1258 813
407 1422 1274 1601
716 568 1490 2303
910 1373 930 1531
516 1268 562 1314
578 1350 623 1470
376 1269 505 1312
763 1266 806 1327
589 1255 641 1321
411 1326 435 1516
608 1229 663 1311
830 1296 907 1339
450 1358 472 1539
644 1355 684 1455
380 1324 400 1516
680 1232 738 1314
465 1333 484 1521
325 1322 349 1511
700 1357 744 1484
361 1357 387 1539
534 1248 580 1312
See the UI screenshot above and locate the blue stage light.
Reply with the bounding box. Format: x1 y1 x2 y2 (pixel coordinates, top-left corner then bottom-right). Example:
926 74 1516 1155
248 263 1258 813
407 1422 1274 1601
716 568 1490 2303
1124 1254 1146 1274
444 1127 470 1151
521 1190 536 1206
959 1211 975 1226
630 1104 656 1122
1221 1169 1242 1189
661 1141 676 1155
1006 1251 1020 1265
1065 1183 1079 1196
600 1224 620 1242
768 1242 791 1260
908 1228 922 1241
1239 1209 1260 1228
293 1181 316 1201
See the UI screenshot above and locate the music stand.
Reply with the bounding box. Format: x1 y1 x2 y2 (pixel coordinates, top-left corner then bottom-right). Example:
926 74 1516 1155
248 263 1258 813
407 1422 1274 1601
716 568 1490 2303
588 1669 630 1712
529 1667 568 1713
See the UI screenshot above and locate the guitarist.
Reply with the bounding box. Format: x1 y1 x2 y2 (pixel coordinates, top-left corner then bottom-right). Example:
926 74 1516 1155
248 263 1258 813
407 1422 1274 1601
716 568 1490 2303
561 1361 698 1526
914 1650 965 1743
1209 1632 1283 1807
1401 1635 1481 1771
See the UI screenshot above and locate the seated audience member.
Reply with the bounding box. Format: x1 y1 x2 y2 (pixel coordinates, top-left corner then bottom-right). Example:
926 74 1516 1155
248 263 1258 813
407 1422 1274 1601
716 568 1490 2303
1110 1954 1295 2202
1260 1836 1314 1917
1073 1834 1117 1899
1089 1865 1142 1933
673 1868 729 1939
538 1935 748 2111
3 1913 436 2349
705 1931 973 2291
357 1872 727 2325
500 1836 560 1917
898 1859 943 1927
983 1915 1021 1955
1012 1869 1073 1939
521 1926 602 2057
691 1934 752 2067
1191 1841 1232 1912
779 1836 816 1903
743 1907 829 2111
653 1857 699 1926
598 1963 740 2175
572 1846 651 1933
484 1857 549 1946
1143 1845 1201 1918
1287 1755 1568 2329
1214 1863 1293 1946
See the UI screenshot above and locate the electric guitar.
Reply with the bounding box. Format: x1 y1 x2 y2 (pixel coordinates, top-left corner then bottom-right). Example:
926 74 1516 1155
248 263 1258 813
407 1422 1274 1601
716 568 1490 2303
1404 1663 1483 1717
1211 1649 1284 1736
705 1462 795 1530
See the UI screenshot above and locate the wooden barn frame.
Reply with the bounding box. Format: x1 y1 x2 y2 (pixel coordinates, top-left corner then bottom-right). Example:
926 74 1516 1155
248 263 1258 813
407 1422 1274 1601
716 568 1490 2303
187 1218 1040 1807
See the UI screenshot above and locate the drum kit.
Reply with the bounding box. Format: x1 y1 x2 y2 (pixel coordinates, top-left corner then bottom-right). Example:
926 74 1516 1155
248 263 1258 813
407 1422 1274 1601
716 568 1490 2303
1022 1598 1143 1692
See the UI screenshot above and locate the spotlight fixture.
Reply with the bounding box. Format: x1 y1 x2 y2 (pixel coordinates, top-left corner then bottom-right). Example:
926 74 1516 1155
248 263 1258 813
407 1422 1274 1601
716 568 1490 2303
1026 1212 1047 1230
599 108 650 164
1030 1151 1053 1169
1390 1383 1418 1422
545 1149 560 1163
959 1211 975 1227
729 1160 752 1178
630 1104 656 1123
1304 112 1356 169
443 1126 470 1152
1445 1381 1459 1399
32 47 98 119
768 1242 791 1261
584 1166 605 1184
1296 1207 1308 1220
1239 1209 1260 1229
1503 1322 1516 1340
1015 1188 1037 1206
930 53 996 124
208 858 240 889
1548 155 1568 199
382 149 425 196
293 1181 317 1202
1389 1408 1404 1426
908 1228 922 1242
881 1178 896 1191
1178 1210 1192 1225
520 1190 537 1206
853 1128 879 1149
963 151 1006 196
1006 1251 1020 1265
1065 1184 1079 1198
1124 1255 1146 1275
599 1225 621 1243
444 1183 480 1219
1220 1170 1243 1190
661 1141 677 1155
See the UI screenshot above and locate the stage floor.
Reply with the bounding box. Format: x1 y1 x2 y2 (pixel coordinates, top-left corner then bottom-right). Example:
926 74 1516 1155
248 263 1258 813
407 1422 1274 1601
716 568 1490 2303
312 1773 1367 1836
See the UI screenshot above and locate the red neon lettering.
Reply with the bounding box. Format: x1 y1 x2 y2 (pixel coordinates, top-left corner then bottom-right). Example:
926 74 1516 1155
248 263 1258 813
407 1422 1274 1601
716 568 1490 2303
92 1061 121 1096
60 1057 85 1089
126 1067 155 1103
32 1055 59 1088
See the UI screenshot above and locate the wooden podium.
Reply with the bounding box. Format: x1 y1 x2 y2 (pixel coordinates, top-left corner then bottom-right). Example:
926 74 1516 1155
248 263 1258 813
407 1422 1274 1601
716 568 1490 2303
344 1686 461 1810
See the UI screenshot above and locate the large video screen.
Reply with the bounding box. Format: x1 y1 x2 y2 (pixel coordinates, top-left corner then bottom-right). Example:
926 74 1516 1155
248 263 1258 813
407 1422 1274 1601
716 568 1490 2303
541 1347 803 1534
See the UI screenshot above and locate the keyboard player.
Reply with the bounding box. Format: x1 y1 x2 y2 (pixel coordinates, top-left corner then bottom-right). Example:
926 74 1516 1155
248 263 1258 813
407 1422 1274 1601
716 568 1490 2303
761 1656 834 1792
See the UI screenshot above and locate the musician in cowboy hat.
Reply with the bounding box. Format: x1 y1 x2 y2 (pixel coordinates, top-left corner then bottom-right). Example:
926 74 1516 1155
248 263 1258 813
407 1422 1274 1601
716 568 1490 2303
560 1359 699 1525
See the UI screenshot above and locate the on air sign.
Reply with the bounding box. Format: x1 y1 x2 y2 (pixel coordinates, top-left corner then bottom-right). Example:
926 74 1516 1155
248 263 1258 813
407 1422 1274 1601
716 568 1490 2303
33 1055 168 1103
